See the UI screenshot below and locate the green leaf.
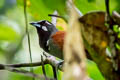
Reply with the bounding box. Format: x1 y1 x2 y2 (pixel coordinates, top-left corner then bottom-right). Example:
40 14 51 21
75 0 118 14
113 25 119 33
45 64 54 78
57 26 65 30
42 0 66 15
86 60 105 80
115 43 120 50
58 70 63 80
17 0 54 21
0 24 19 41
0 0 4 8
75 0 105 14
118 33 120 38
8 71 32 80
114 0 120 13
34 64 63 80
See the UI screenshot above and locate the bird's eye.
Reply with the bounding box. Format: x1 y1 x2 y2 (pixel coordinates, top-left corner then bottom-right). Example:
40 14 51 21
42 26 48 31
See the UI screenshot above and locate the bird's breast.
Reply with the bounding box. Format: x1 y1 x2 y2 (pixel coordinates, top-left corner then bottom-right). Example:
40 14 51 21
51 31 66 50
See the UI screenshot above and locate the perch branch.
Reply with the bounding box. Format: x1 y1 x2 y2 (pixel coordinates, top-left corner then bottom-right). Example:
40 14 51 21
5 67 53 80
0 55 63 71
41 55 47 80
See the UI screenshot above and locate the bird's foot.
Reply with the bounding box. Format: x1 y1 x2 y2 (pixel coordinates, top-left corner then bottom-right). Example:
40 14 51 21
57 60 64 70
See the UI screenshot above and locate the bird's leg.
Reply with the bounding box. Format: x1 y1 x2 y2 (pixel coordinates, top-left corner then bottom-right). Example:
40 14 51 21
43 52 58 80
52 66 58 80
57 60 64 69
52 60 64 80
41 55 47 80
43 52 64 80
43 52 49 58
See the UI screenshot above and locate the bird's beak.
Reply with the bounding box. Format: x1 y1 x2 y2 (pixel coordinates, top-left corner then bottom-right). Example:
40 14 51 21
30 22 40 28
30 22 36 26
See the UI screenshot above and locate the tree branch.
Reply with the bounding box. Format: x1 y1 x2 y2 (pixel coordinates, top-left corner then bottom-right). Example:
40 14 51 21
0 55 63 71
5 67 53 80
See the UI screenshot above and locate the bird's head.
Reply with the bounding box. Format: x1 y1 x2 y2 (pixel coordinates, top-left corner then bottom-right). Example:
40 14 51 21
30 20 58 36
30 20 58 52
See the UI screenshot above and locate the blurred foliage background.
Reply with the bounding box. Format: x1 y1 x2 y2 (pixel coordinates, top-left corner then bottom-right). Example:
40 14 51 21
0 0 119 80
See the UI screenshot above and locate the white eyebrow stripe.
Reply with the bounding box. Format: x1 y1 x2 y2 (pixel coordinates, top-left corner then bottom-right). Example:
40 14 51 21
42 26 48 31
45 21 51 25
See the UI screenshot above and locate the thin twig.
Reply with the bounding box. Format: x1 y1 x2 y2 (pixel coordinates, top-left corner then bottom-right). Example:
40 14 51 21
52 66 57 80
105 0 110 18
0 62 44 69
0 56 63 71
23 0 34 80
48 14 63 19
5 67 53 80
41 55 47 80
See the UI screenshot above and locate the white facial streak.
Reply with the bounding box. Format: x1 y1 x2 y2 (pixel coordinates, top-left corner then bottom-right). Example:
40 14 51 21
42 26 48 31
45 21 51 25
46 40 49 46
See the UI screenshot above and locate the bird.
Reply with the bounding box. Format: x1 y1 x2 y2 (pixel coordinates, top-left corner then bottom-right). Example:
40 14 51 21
30 20 65 60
